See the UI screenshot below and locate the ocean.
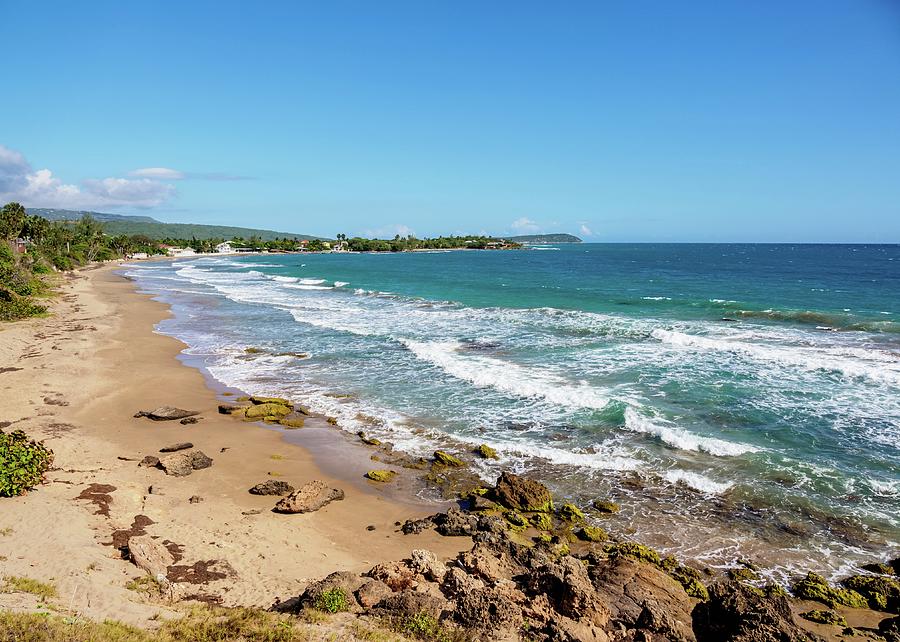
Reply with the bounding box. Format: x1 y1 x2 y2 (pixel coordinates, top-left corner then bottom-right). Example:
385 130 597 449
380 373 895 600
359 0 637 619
124 243 900 581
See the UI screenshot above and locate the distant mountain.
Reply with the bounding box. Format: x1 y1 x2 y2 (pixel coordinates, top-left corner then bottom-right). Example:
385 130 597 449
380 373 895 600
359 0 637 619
507 233 582 244
26 208 322 241
28 208 161 224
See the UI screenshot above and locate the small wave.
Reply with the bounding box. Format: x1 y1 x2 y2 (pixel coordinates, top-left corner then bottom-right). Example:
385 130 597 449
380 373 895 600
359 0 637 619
624 408 761 456
400 339 612 410
271 275 298 283
299 278 327 285
284 283 333 291
642 296 672 301
736 308 899 333
664 469 733 494
334 281 349 287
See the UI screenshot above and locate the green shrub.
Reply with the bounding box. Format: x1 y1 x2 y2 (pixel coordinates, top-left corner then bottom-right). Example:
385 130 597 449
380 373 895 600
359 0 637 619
314 587 349 613
0 430 54 497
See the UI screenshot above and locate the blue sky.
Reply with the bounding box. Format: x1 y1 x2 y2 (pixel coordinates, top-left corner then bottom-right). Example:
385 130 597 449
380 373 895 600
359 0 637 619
2 1 899 241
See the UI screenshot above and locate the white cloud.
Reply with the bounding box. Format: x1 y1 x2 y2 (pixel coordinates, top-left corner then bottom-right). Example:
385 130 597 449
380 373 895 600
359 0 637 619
510 217 541 234
579 223 594 237
0 144 176 209
130 167 186 180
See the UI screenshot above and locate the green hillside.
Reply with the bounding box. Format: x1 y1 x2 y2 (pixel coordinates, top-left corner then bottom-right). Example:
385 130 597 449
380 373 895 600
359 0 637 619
507 233 582 244
26 208 321 241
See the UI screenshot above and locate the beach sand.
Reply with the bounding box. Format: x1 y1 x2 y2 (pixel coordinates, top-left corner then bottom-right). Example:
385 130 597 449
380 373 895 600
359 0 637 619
0 264 469 627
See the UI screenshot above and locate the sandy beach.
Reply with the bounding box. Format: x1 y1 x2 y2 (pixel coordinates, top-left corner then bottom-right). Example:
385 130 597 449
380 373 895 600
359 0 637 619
0 264 469 627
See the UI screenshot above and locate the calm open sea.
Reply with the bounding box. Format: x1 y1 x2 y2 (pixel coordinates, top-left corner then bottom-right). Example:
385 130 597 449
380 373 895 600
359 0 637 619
125 243 900 581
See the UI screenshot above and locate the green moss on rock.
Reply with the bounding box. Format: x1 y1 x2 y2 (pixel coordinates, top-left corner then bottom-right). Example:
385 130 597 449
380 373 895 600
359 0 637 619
558 503 586 523
606 541 662 567
592 499 620 514
792 573 869 609
249 396 293 407
531 513 553 531
433 451 464 467
577 526 608 543
277 417 305 429
728 567 761 582
365 470 396 482
357 432 382 446
801 609 848 627
475 444 498 459
505 511 527 530
842 574 900 612
244 402 292 420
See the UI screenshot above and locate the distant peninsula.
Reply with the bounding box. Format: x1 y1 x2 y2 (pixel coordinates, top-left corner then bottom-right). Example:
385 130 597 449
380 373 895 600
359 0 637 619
507 233 582 244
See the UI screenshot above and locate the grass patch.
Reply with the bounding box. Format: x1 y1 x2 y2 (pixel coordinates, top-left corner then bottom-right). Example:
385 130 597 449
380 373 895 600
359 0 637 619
2 575 58 600
313 587 349 614
387 612 462 642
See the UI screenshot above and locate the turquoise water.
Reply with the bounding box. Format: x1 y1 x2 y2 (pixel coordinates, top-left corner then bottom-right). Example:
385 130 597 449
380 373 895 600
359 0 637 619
125 244 900 579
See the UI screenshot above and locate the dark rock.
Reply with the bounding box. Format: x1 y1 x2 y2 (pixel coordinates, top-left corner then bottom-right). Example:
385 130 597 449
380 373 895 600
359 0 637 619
841 574 900 612
248 480 295 496
242 509 263 515
189 495 203 504
190 451 213 470
159 442 193 453
273 480 344 513
366 525 376 531
493 471 553 512
433 507 478 536
401 517 435 535
692 581 821 642
135 406 200 421
158 452 195 477
879 616 899 642
180 417 201 425
138 455 160 468
374 590 448 619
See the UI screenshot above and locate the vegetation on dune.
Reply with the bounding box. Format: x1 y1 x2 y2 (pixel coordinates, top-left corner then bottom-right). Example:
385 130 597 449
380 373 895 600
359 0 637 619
0 429 54 497
2 575 58 600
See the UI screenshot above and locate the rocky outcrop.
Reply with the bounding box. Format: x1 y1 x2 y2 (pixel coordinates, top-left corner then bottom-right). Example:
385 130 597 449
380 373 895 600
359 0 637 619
134 406 199 421
273 480 344 514
248 480 294 496
692 581 821 642
493 471 553 512
244 402 292 420
158 450 213 476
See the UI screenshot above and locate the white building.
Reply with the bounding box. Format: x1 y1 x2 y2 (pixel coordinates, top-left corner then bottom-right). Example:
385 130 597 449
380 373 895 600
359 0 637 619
215 241 235 254
129 252 149 260
167 247 197 257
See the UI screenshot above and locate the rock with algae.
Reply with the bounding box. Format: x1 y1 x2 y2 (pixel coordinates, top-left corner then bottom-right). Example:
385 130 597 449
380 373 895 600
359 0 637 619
433 450 465 467
800 609 847 626
558 503 586 523
365 470 397 483
577 526 608 542
475 444 498 459
791 572 868 609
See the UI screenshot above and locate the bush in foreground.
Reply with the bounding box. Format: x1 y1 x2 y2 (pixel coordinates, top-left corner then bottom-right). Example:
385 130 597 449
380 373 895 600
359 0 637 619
0 430 54 497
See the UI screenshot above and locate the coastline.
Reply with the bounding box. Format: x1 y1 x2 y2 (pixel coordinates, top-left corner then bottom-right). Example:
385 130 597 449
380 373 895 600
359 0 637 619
0 263 468 626
1 262 897 641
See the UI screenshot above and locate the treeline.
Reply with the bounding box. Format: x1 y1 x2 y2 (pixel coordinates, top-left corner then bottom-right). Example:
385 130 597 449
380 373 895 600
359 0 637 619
0 202 164 321
335 234 518 252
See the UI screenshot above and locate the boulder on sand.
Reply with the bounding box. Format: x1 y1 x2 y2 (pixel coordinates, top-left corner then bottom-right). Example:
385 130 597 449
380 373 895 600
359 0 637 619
249 480 295 496
159 442 193 453
494 471 553 513
134 406 200 421
244 402 292 420
158 450 213 477
273 480 345 513
127 534 174 582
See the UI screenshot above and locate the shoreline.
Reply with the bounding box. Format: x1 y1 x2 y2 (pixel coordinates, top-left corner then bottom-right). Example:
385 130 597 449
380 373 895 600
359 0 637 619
0 263 469 627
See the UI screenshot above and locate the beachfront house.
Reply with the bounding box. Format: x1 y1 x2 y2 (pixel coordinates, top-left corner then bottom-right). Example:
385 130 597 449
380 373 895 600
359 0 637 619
215 241 235 254
129 252 149 260
166 246 197 257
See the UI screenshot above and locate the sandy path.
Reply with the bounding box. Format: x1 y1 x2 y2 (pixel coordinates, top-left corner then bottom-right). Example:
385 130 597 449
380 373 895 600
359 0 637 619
0 265 468 626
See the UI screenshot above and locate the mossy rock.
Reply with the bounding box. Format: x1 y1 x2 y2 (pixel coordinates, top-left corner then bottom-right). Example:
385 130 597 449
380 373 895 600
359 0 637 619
244 347 266 354
801 610 847 627
357 432 382 446
792 573 869 610
236 396 251 402
728 567 761 582
577 526 608 542
326 417 338 426
606 541 662 567
460 487 489 499
475 444 498 459
680 576 710 601
365 470 396 482
592 499 620 514
861 562 896 576
558 503 586 523
531 513 553 531
763 583 788 599
505 511 527 530
535 533 552 544
433 450 464 467
244 402 292 420
841 574 900 612
249 396 293 407
278 417 305 429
